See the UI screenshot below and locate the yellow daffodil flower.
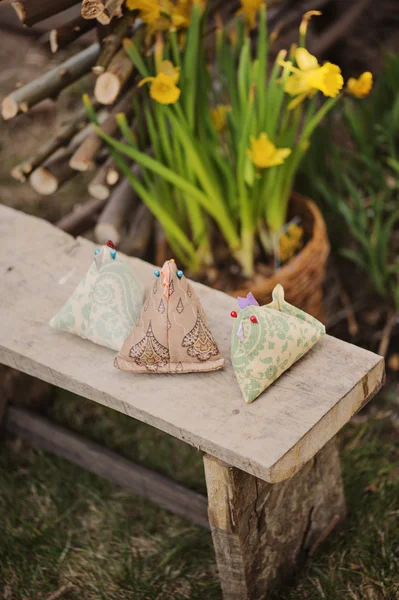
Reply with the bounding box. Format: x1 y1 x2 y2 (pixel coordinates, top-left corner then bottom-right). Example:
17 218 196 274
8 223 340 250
211 104 231 132
278 223 303 263
346 72 373 98
126 0 163 25
170 0 194 29
247 133 291 169
139 60 181 104
283 48 343 109
126 0 195 32
236 0 264 29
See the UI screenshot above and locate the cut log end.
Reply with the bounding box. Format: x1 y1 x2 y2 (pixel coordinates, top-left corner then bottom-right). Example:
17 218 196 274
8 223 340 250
88 182 110 200
49 30 58 54
94 222 121 246
94 72 121 105
11 165 27 182
2 96 19 120
106 168 119 185
69 157 96 172
92 65 105 75
29 168 59 195
81 0 106 20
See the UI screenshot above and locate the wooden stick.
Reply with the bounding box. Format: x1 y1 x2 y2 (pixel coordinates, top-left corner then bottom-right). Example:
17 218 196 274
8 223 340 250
88 156 120 199
27 118 97 194
81 0 105 19
119 202 154 258
11 106 92 181
96 0 124 25
378 310 397 358
56 197 108 235
94 47 133 105
29 146 78 195
49 15 96 53
93 14 131 75
10 0 79 27
2 43 100 120
69 89 134 171
6 405 209 529
94 176 137 245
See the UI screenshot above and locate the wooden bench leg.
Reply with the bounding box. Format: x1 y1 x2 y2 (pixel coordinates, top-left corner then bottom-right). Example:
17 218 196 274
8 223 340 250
203 438 346 600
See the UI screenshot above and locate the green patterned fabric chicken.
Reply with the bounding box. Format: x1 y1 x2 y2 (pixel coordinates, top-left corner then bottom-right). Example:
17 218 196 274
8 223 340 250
49 241 142 351
231 285 325 403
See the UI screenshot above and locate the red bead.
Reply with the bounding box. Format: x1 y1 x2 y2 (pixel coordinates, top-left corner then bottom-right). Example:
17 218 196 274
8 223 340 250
250 315 258 323
107 240 115 249
230 311 238 318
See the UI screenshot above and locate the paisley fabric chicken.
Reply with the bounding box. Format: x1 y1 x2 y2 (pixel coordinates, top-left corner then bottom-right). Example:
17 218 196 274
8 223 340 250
231 284 325 403
115 260 224 374
49 242 142 351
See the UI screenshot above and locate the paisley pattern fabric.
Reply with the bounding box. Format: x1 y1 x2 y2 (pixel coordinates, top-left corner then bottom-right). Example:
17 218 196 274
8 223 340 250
50 246 142 351
231 284 325 403
115 260 224 373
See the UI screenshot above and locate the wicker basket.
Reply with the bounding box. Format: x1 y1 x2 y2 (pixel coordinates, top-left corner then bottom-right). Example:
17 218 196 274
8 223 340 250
229 192 330 321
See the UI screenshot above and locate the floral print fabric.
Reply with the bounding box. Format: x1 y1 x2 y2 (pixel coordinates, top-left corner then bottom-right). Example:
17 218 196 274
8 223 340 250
231 284 325 403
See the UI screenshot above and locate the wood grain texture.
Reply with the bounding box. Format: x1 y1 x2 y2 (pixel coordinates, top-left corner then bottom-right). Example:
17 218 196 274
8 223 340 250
204 438 346 600
7 405 209 528
0 205 385 483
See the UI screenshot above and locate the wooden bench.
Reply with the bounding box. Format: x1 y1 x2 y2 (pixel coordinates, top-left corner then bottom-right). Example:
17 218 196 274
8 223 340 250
0 205 385 599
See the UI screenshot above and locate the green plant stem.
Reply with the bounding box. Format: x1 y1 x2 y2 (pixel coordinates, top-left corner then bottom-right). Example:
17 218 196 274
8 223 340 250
94 125 241 254
110 149 199 269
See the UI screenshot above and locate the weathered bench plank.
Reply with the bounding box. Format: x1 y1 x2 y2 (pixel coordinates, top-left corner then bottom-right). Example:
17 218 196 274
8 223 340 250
0 205 384 483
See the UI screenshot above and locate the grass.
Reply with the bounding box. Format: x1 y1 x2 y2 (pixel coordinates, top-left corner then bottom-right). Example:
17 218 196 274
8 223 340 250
0 388 398 600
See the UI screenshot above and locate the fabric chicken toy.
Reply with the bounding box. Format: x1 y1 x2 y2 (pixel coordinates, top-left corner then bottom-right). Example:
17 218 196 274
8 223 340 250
230 284 325 402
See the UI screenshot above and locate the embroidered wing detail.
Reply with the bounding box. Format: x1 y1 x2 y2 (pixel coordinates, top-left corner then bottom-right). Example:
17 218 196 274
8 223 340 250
129 321 170 371
182 310 220 361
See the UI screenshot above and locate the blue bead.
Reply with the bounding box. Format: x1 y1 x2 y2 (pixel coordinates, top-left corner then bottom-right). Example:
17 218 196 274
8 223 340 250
177 270 183 279
154 269 160 277
94 249 100 255
111 249 117 259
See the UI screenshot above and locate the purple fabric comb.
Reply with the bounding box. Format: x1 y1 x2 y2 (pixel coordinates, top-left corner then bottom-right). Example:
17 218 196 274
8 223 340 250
237 292 259 310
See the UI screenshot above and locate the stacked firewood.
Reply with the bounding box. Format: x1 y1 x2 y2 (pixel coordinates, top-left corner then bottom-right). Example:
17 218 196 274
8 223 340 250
2 0 163 257
1 0 369 260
